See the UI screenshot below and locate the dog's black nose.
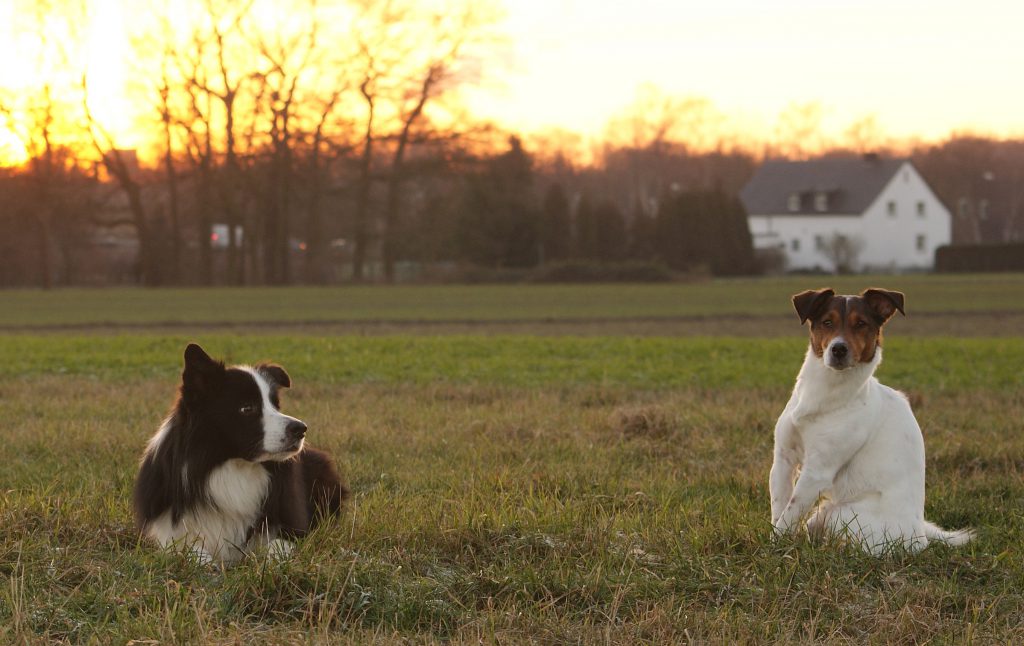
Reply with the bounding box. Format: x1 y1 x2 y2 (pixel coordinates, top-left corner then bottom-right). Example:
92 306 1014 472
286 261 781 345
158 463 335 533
831 343 848 359
286 420 307 440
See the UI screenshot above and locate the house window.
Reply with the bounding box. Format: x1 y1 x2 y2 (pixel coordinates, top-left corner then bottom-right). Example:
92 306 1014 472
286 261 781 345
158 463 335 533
814 192 828 212
958 198 970 219
887 201 897 217
814 234 825 250
979 199 990 220
916 234 926 252
788 193 801 212
916 201 926 217
791 238 800 252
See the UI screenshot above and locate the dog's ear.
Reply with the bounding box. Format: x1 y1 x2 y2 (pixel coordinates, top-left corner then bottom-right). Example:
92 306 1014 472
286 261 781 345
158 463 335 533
256 363 291 389
792 288 835 325
861 288 905 324
182 343 225 395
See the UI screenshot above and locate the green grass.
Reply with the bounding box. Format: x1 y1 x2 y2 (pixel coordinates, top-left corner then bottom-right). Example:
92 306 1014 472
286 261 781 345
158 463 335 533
0 335 1022 392
2 332 1022 643
3 273 1024 327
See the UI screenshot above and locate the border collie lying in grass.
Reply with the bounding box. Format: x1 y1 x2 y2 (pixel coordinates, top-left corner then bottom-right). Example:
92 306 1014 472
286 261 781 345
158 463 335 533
133 344 347 565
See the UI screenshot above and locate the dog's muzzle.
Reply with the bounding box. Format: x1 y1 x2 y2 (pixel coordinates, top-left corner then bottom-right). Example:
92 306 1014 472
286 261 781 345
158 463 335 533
284 420 307 452
825 339 853 370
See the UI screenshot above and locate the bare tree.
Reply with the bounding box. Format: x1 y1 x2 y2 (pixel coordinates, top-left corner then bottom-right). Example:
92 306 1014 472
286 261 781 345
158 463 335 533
843 114 886 155
774 102 826 160
172 29 219 284
82 76 168 286
1 0 94 287
819 233 865 274
381 2 501 282
248 0 324 284
342 0 501 282
181 0 258 284
350 55 379 281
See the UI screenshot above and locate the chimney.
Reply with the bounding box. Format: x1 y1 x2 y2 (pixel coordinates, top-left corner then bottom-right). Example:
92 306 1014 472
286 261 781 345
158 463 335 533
862 152 880 163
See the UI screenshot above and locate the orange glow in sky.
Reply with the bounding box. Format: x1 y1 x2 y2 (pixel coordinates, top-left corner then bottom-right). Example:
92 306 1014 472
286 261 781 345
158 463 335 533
83 0 137 148
2 0 1024 166
471 0 1024 145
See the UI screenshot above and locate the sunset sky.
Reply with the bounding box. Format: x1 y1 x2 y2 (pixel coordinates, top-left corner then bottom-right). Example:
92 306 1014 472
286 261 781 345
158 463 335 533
468 0 1024 143
2 0 1023 163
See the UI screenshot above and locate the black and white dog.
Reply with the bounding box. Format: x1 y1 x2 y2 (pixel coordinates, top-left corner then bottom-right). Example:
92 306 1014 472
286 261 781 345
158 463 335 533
133 344 347 564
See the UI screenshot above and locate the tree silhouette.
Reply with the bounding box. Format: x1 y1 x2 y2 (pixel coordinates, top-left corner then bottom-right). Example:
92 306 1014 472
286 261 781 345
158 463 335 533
540 183 571 264
456 136 539 268
819 233 865 274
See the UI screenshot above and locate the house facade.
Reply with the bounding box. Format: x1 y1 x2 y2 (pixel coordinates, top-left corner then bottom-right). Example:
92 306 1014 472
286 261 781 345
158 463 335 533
740 157 952 272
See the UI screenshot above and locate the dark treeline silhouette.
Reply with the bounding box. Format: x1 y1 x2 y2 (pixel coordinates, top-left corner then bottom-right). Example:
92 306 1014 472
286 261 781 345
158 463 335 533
2 4 1022 286
6 128 1024 287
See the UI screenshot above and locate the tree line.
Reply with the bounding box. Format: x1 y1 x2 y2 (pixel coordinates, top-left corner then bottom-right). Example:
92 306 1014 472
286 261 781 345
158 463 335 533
1 1 1021 287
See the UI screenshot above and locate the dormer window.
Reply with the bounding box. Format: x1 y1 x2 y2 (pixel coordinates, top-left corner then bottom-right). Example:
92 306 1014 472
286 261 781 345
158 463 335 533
814 192 828 212
788 193 801 212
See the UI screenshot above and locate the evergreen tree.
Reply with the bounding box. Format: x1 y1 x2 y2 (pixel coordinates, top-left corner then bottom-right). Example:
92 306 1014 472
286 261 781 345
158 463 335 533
573 194 596 259
626 197 659 261
655 188 755 275
455 136 540 267
592 199 627 261
540 183 571 264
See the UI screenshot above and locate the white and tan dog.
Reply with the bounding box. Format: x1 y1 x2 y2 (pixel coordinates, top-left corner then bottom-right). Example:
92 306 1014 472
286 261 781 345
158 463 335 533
769 287 973 554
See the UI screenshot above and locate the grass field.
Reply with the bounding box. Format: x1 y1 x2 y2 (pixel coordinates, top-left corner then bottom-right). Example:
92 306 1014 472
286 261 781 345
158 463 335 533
2 277 1022 643
3 273 1024 328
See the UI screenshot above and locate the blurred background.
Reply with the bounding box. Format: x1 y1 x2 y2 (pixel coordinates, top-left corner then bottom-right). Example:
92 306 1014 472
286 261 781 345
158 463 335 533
2 0 1022 288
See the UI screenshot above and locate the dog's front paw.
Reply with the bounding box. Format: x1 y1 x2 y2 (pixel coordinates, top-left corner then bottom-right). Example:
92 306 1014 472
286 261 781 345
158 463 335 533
193 548 216 566
772 516 799 538
770 524 786 541
267 538 295 560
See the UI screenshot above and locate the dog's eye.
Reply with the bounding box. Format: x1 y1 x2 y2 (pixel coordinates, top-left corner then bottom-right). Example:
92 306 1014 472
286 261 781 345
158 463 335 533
239 404 258 416
822 320 833 328
854 320 867 328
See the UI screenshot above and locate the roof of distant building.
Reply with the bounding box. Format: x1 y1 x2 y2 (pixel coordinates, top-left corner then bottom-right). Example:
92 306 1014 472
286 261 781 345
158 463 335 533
740 156 907 216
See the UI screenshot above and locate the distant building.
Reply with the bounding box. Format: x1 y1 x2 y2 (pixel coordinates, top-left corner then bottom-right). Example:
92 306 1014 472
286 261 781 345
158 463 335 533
740 156 952 272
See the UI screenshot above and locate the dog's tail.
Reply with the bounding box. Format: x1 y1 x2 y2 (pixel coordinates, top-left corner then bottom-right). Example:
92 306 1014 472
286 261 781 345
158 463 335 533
924 521 975 547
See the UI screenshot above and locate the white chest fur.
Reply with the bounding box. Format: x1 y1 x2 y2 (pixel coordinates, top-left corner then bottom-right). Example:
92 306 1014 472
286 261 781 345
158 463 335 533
146 459 271 564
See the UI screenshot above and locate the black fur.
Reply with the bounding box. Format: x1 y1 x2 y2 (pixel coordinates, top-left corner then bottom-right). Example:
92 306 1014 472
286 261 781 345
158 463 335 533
133 343 348 546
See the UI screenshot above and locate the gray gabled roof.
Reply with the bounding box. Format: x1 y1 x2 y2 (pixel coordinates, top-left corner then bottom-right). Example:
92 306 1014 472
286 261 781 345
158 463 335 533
740 157 906 216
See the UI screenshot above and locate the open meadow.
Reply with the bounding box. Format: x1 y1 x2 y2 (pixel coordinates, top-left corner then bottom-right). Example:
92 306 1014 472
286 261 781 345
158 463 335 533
1 276 1023 643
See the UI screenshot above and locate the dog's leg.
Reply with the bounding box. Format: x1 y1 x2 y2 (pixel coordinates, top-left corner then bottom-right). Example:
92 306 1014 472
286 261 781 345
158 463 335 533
773 420 870 536
773 468 834 535
769 448 799 524
769 416 799 524
769 458 798 524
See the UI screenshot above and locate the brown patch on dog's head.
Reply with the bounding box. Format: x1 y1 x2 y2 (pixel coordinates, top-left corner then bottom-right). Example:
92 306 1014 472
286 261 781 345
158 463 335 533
792 288 835 325
792 287 906 370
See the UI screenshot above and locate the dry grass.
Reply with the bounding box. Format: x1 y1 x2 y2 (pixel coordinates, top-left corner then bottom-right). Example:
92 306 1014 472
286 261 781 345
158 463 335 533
1 365 1020 643
2 277 1021 641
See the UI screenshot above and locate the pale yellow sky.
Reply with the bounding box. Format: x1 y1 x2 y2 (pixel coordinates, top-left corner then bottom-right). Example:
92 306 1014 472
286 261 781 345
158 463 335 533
466 0 1024 144
2 0 1023 162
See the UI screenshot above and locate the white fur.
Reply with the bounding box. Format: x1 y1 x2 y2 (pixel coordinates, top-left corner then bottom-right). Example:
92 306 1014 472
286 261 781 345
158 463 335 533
770 346 974 554
146 416 174 455
146 459 272 564
240 367 305 459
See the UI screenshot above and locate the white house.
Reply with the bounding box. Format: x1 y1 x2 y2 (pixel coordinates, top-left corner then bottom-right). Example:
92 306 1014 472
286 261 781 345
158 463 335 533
740 156 952 272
